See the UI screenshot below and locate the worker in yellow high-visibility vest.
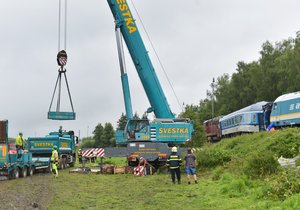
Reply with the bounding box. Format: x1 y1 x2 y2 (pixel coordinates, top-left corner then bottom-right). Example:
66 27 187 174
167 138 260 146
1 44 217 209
51 145 59 178
15 132 24 159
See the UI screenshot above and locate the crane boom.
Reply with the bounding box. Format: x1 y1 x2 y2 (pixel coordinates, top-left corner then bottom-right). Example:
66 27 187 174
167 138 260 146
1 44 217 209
107 0 174 119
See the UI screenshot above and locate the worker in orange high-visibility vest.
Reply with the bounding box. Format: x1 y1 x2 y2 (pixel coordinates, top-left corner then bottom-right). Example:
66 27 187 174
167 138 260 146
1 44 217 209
51 145 59 178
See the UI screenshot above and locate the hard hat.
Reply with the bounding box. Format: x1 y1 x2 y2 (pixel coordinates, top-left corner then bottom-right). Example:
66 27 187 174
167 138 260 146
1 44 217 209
79 148 81 151
53 145 58 150
171 146 177 153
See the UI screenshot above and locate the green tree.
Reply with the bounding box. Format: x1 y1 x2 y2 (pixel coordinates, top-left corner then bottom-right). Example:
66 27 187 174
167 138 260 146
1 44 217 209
93 123 116 147
80 137 95 149
93 123 104 147
180 104 205 147
117 113 127 130
103 123 116 147
133 112 140 119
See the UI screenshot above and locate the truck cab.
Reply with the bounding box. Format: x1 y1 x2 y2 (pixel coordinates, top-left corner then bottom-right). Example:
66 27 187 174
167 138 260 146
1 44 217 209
27 130 78 169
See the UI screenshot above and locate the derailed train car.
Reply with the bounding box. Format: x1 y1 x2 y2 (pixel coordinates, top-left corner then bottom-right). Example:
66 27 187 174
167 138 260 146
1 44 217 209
203 116 222 142
219 101 269 137
203 91 300 141
270 91 300 127
203 101 269 140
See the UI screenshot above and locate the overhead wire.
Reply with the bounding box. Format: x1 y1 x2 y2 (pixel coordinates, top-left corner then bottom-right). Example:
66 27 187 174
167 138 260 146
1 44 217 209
129 0 184 113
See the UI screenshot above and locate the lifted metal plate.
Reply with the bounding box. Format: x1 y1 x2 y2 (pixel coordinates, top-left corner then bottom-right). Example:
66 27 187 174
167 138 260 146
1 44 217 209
48 111 76 120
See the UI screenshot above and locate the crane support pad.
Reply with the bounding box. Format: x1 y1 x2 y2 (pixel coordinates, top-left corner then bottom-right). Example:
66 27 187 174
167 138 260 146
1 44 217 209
48 111 76 120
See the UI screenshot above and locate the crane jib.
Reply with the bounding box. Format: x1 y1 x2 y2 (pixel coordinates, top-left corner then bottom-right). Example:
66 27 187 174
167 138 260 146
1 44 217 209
116 0 137 34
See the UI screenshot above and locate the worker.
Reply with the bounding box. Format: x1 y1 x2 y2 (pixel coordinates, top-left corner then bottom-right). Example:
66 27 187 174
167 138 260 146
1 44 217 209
78 148 82 164
58 126 63 137
138 156 148 176
166 146 182 184
15 132 24 159
51 145 59 178
184 147 198 184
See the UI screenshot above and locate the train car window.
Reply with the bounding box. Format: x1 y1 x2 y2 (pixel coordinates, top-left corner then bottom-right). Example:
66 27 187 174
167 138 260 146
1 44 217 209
244 114 251 123
239 115 242 123
252 114 256 122
273 103 277 110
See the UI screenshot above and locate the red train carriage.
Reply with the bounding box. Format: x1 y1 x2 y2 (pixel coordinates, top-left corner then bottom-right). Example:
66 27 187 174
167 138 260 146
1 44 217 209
203 116 222 142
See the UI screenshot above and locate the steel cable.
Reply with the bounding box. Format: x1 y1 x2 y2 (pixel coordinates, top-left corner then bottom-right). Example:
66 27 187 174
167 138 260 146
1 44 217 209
129 0 184 113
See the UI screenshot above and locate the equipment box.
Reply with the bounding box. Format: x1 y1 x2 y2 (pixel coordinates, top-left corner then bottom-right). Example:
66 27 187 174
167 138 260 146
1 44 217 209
114 166 125 174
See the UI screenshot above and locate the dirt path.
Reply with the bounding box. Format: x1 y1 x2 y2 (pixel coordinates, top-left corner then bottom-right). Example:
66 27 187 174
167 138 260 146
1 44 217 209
0 173 54 210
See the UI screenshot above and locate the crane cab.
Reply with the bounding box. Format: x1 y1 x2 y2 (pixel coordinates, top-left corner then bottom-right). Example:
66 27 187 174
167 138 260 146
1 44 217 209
126 119 150 141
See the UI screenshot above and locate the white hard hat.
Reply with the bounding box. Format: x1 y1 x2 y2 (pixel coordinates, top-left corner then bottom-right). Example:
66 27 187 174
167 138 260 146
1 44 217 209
171 146 177 153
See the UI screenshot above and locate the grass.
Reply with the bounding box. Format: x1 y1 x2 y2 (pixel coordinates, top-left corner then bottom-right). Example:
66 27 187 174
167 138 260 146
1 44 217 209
48 169 290 210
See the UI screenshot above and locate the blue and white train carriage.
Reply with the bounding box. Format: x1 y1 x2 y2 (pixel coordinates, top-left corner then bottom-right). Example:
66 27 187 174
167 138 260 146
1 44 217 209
219 101 269 137
270 91 300 127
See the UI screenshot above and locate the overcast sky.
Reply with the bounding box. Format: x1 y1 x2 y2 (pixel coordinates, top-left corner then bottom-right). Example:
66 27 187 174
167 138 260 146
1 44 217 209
1 0 300 139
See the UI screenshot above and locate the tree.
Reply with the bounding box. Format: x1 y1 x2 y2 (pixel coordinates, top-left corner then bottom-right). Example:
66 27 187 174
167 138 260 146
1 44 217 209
103 123 116 147
93 123 116 147
133 112 140 119
117 113 127 130
180 104 206 147
93 123 104 147
80 137 95 149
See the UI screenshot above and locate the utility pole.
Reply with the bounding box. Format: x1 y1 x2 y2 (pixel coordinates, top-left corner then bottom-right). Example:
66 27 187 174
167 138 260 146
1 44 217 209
207 77 216 119
211 77 215 118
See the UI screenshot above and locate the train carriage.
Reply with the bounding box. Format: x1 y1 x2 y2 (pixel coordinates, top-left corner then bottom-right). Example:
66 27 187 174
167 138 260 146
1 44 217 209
203 116 222 142
271 91 300 127
219 101 268 137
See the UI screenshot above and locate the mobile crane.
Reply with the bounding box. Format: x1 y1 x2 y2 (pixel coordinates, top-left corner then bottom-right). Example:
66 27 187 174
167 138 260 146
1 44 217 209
107 0 193 168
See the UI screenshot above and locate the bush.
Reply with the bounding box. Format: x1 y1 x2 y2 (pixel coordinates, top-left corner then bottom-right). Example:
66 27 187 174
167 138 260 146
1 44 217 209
212 167 224 180
244 151 279 178
80 139 95 149
267 129 300 158
296 158 300 167
267 168 300 200
197 148 231 168
219 173 251 198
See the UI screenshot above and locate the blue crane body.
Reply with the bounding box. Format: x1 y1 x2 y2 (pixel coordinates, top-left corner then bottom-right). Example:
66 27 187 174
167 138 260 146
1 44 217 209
107 0 193 167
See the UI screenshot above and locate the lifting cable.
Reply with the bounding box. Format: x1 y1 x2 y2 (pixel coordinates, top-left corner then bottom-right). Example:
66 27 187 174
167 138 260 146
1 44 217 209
129 0 184 113
48 0 75 120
